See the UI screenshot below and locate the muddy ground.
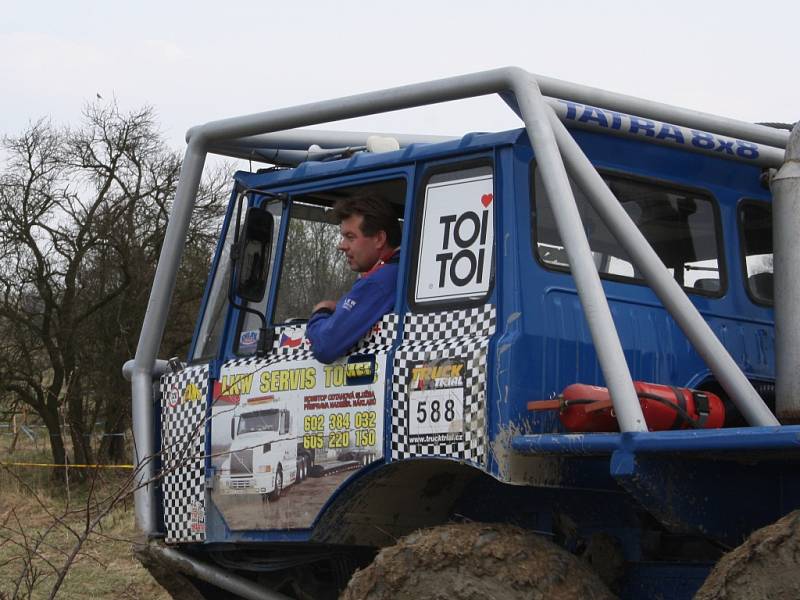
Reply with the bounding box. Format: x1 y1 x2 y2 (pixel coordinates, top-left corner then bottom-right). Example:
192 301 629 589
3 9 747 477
212 469 353 530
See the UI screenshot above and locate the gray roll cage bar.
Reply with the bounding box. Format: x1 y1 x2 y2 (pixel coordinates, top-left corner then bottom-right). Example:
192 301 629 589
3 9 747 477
129 68 797 563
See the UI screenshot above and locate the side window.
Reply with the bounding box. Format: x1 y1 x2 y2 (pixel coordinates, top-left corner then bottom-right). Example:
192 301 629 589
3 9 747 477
272 201 358 324
235 178 406 354
413 165 495 308
739 201 773 305
270 178 407 328
532 171 724 295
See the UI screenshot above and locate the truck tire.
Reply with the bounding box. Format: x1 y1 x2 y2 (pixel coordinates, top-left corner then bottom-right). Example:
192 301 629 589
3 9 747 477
269 466 283 501
339 522 616 600
694 509 800 599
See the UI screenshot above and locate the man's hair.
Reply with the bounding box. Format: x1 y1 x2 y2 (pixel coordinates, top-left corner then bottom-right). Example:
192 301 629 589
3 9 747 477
333 194 402 247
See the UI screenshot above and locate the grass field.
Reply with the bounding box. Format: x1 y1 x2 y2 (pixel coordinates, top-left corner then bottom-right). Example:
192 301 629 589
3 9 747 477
0 430 170 600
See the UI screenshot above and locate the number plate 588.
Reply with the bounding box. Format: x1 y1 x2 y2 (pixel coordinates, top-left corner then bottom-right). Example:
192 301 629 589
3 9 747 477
409 389 464 436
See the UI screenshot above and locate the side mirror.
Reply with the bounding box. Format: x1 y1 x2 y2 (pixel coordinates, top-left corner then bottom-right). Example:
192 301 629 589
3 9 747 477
230 417 236 440
233 206 274 302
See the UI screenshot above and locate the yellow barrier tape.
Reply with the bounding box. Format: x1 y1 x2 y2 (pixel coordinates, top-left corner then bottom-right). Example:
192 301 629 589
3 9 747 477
0 462 134 470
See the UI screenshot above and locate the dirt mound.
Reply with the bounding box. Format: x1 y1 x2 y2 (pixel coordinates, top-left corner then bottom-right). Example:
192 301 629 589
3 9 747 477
695 509 800 599
340 522 616 600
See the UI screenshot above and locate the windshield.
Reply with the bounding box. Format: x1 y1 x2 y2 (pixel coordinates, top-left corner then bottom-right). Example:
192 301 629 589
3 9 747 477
238 409 280 434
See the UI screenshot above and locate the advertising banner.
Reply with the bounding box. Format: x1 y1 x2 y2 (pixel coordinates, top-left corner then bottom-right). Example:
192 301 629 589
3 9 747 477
209 353 385 530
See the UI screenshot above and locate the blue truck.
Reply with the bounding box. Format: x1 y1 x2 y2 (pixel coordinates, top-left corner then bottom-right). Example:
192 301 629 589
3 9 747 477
126 67 800 599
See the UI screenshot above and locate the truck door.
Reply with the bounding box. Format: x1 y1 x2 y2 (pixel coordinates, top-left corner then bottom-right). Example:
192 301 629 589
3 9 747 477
207 177 406 532
391 163 497 466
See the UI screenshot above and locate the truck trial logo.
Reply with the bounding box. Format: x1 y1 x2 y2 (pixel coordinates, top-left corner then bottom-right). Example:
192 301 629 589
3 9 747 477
408 358 466 444
239 329 259 349
411 361 464 390
415 172 494 303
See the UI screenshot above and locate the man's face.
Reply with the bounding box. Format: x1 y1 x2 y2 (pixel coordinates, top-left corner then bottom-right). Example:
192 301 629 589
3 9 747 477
338 214 384 273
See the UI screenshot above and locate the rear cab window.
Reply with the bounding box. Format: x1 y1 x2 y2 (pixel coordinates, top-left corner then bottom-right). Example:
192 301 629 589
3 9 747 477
739 200 773 305
532 170 725 296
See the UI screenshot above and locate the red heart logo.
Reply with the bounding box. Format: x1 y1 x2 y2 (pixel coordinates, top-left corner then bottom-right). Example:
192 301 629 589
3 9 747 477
481 193 493 207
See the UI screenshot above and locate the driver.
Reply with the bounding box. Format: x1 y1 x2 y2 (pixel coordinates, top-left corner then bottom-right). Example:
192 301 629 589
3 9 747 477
305 194 401 363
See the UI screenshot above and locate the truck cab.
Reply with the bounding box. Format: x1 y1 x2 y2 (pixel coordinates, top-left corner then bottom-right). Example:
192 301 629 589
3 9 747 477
133 68 800 599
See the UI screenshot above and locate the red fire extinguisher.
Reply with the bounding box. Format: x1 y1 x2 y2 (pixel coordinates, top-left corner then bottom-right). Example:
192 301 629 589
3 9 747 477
528 381 725 432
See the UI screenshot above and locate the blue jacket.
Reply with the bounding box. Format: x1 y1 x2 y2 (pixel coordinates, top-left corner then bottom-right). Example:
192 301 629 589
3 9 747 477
306 254 399 363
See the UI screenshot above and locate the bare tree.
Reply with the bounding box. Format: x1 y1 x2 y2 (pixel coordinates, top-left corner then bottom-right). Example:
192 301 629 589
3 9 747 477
0 102 228 471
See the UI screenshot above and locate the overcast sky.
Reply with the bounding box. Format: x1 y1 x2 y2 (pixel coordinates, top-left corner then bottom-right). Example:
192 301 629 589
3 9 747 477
1 0 798 153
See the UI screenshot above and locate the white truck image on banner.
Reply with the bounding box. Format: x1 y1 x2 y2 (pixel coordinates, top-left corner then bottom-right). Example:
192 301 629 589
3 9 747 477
220 397 298 500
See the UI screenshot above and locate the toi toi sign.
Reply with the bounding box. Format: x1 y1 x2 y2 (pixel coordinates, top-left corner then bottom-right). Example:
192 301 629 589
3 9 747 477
415 173 494 303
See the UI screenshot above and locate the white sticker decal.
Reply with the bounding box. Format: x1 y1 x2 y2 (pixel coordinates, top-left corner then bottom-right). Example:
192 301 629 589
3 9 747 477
408 359 466 444
415 173 494 303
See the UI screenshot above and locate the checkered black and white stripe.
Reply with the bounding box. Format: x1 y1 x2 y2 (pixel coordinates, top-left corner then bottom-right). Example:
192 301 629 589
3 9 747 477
392 305 496 464
159 365 208 543
227 313 399 369
351 312 400 353
402 306 495 346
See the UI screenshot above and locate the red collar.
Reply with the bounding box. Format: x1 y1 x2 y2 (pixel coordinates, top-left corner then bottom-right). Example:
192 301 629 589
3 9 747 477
363 248 400 278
